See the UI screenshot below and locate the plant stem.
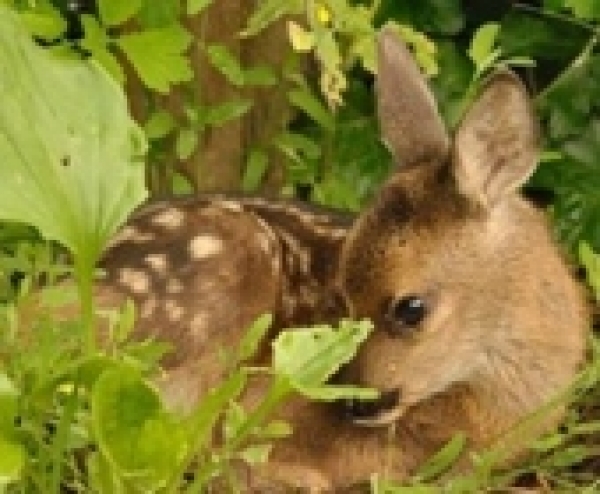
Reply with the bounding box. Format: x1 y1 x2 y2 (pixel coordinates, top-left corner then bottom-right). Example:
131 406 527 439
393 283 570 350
74 257 96 355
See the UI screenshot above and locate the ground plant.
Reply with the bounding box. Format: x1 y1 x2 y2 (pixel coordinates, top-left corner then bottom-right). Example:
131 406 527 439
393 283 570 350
1 0 600 492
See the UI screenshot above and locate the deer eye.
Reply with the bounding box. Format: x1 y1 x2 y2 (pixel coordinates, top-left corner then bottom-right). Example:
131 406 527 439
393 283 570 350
385 295 427 335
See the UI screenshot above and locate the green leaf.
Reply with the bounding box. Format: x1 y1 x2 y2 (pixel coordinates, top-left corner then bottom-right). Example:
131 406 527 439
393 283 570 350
468 22 500 69
117 25 193 93
272 319 375 399
80 15 125 83
184 371 246 454
242 0 304 37
0 438 25 486
205 44 245 86
579 242 600 301
288 88 335 132
204 99 253 126
287 20 315 52
0 7 147 266
243 65 278 86
98 0 142 27
92 365 188 489
237 313 272 362
19 4 66 40
176 128 198 160
0 374 18 437
412 433 467 482
565 0 600 19
396 24 438 77
237 443 272 465
171 172 195 195
144 110 176 140
259 420 292 439
242 149 269 192
137 0 181 28
188 0 214 16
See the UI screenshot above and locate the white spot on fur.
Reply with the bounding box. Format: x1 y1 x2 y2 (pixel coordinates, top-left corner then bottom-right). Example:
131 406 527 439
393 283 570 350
141 296 158 318
165 299 184 322
189 235 224 259
217 200 243 212
119 268 150 294
144 253 168 274
190 312 209 341
166 278 184 294
152 207 185 229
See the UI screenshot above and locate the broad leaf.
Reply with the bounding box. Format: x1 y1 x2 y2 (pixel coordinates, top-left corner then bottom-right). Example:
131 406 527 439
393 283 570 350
0 7 147 266
272 319 375 399
117 25 193 93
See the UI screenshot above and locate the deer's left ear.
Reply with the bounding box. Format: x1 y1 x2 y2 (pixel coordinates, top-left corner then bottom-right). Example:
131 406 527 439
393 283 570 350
453 71 539 210
376 26 450 168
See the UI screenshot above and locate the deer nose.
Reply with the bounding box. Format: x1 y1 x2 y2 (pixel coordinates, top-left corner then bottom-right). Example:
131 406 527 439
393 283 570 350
338 388 400 422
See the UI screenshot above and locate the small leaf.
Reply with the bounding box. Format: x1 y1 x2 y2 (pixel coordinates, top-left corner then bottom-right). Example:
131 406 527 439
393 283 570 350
205 100 253 126
273 319 374 394
238 313 272 362
260 420 293 439
287 21 314 52
237 443 273 465
144 110 176 140
468 22 500 68
413 433 467 482
205 44 245 86
579 242 600 301
176 128 198 161
242 150 269 192
0 438 25 485
396 24 438 77
0 374 19 437
172 172 195 195
243 65 278 87
223 401 247 442
187 0 214 16
242 0 303 37
117 25 193 93
288 88 335 131
98 0 142 27
186 372 247 450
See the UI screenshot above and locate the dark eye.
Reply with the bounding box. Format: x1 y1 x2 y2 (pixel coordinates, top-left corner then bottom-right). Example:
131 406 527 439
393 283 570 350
385 294 427 335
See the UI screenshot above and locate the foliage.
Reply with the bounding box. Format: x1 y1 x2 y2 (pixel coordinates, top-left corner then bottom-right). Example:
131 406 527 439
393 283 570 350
1 0 600 493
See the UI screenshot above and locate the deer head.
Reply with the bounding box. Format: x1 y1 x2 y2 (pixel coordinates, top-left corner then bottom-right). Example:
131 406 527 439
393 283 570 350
336 28 586 443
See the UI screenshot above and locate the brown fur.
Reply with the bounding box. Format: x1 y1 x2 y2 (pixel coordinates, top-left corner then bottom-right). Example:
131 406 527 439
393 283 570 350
86 28 586 491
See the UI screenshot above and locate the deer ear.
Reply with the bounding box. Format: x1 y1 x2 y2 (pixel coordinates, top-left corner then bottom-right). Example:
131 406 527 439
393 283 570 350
377 26 450 167
453 71 539 210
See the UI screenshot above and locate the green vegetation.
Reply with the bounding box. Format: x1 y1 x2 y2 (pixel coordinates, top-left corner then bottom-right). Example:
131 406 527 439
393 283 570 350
0 0 600 492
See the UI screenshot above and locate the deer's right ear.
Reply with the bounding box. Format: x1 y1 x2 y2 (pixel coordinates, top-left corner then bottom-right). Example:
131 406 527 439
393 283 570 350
377 27 450 167
453 71 539 210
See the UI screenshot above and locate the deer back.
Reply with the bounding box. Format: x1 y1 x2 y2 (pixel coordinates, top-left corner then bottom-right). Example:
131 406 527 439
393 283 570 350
96 196 350 409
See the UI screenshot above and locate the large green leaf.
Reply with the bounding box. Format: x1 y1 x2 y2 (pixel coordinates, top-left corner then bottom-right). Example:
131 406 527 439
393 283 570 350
0 6 147 265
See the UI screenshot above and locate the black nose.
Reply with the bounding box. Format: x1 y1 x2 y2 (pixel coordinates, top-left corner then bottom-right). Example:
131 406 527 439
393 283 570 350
339 389 400 421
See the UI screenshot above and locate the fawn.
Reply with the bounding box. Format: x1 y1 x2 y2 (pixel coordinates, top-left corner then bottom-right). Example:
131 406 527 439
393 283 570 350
94 27 587 491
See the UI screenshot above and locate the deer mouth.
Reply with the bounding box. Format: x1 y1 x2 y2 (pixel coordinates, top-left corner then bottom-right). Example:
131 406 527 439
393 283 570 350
340 388 401 426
